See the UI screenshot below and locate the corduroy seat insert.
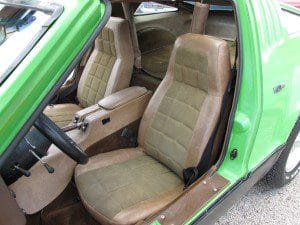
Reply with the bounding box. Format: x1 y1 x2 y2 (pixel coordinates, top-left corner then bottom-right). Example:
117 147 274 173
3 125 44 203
78 27 117 108
144 81 208 176
44 104 82 127
76 151 182 220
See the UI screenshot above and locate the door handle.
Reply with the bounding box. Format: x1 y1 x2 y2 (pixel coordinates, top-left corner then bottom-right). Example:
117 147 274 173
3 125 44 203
234 112 250 133
273 83 286 94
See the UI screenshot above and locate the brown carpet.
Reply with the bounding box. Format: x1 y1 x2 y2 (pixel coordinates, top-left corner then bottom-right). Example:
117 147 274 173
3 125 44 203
39 183 100 225
41 202 99 225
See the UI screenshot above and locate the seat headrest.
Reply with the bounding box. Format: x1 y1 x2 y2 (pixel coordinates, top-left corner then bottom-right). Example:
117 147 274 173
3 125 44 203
168 33 230 97
95 17 133 59
105 16 128 30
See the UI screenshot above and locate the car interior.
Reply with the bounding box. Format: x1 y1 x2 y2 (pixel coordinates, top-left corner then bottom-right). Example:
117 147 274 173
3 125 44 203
0 1 239 225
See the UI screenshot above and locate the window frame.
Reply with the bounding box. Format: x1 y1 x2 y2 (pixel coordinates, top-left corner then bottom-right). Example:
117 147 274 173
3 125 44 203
280 5 300 36
0 0 63 84
134 2 178 16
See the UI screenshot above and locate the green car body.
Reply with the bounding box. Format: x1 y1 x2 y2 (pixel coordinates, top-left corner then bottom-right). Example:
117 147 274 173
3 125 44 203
0 0 299 224
188 1 300 222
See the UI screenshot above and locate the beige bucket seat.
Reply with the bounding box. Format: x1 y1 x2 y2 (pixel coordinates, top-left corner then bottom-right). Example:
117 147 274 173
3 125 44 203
45 17 134 127
75 34 230 225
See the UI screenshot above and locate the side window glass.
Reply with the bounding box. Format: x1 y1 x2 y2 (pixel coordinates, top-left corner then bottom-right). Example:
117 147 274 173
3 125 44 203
0 4 53 83
134 2 178 16
281 9 300 35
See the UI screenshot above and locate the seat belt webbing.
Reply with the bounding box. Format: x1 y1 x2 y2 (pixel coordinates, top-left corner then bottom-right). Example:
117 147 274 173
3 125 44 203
122 2 142 69
183 66 236 188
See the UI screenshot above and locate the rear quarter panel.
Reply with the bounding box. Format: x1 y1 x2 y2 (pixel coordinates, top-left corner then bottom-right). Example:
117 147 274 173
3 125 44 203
218 0 300 180
247 0 300 169
188 1 300 222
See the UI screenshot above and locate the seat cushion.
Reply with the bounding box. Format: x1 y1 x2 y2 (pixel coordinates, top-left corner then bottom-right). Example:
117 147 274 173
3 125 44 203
44 103 82 127
75 148 183 225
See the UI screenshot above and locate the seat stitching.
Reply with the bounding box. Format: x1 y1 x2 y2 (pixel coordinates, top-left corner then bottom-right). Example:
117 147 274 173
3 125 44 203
144 140 184 170
149 126 188 150
164 95 200 112
156 110 194 131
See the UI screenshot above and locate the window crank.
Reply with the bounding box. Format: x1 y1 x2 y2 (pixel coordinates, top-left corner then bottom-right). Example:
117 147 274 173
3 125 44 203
25 138 54 174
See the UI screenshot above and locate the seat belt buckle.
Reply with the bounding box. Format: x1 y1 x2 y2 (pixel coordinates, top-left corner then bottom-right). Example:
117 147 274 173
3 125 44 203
183 167 199 189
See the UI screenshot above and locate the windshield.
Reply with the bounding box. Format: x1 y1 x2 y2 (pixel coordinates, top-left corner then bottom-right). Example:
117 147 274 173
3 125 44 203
0 2 61 84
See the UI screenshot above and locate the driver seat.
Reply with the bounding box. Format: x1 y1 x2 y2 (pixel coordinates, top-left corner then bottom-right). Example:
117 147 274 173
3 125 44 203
45 17 134 127
75 34 230 225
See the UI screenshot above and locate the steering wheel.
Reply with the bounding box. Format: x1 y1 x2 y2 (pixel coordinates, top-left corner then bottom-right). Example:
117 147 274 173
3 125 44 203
34 113 88 164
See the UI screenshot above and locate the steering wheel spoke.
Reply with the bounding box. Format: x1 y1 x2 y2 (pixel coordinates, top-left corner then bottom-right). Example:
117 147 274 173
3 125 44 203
34 113 88 164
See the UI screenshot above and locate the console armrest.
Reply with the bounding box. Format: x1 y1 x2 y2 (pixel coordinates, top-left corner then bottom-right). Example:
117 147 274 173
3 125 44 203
75 104 100 122
98 86 148 110
69 88 152 150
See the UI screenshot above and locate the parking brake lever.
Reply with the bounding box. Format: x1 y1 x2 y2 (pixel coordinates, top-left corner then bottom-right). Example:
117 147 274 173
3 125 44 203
25 138 54 174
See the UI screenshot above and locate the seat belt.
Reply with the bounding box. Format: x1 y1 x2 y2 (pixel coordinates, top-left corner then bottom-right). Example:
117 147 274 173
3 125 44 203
183 75 234 188
183 42 238 188
190 2 210 34
122 2 142 69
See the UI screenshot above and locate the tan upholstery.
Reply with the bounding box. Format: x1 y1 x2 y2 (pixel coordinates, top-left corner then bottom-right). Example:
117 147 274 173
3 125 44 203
98 86 148 110
75 34 231 225
10 145 77 215
75 148 182 225
45 17 134 126
139 34 231 177
44 104 82 127
78 17 134 107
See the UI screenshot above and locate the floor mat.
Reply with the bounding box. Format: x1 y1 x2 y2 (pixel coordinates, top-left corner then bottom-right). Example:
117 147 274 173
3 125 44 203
39 183 100 225
41 202 99 225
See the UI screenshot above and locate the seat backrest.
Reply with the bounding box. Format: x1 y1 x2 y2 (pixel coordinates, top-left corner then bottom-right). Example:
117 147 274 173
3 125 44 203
77 17 134 108
138 34 230 177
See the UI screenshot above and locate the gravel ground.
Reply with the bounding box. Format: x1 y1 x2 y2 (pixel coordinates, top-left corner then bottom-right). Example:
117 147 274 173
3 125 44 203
215 175 300 225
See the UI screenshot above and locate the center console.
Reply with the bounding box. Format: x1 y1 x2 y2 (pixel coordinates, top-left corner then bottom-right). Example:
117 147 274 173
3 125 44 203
69 86 152 149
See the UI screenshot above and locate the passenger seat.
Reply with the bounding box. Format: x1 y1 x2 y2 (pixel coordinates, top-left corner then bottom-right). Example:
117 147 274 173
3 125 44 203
45 17 134 127
75 34 231 225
